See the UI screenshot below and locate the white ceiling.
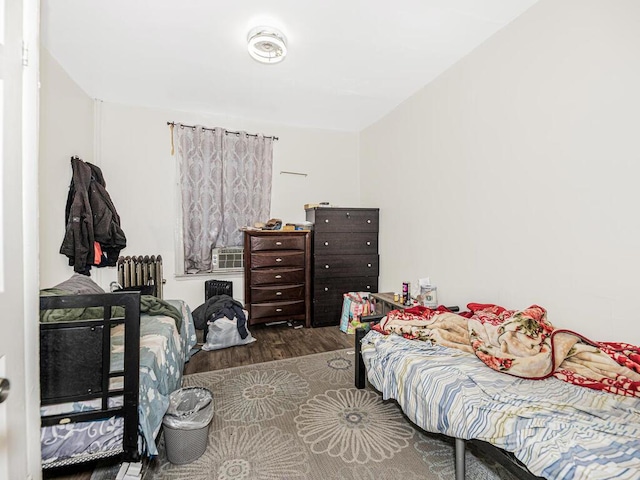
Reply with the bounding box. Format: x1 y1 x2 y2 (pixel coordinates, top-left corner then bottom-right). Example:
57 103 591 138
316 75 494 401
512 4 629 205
41 0 538 132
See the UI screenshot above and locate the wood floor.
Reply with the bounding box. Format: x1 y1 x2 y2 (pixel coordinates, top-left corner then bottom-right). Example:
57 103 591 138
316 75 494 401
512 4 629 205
184 321 354 374
43 323 354 480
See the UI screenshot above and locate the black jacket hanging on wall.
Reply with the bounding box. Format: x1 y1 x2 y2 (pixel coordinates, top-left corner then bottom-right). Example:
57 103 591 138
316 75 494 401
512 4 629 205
59 156 127 275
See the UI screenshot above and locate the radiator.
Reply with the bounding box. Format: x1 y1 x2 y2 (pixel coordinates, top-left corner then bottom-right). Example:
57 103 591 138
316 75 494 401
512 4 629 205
116 255 164 299
205 279 233 301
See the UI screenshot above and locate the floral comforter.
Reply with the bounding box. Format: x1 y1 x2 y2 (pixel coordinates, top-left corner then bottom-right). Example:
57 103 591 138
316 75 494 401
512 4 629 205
375 303 640 397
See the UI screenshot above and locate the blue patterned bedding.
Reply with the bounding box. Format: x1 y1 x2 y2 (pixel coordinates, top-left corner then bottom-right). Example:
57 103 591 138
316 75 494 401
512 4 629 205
361 330 640 480
41 299 197 465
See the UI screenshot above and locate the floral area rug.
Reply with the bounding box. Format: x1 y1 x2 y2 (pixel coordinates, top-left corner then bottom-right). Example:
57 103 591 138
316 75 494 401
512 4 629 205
144 348 522 480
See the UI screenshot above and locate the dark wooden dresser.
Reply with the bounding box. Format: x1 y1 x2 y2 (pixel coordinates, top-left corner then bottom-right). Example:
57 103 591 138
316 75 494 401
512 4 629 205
243 230 311 328
305 207 379 327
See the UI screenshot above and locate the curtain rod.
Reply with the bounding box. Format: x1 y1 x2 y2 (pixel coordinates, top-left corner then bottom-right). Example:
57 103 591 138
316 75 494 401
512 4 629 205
167 122 278 141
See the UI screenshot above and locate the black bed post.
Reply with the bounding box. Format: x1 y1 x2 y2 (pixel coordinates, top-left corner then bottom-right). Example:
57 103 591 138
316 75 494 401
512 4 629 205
354 314 384 389
355 327 367 389
117 292 141 461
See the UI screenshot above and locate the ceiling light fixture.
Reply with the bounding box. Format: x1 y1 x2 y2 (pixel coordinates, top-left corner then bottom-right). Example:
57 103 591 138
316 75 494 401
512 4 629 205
247 27 287 64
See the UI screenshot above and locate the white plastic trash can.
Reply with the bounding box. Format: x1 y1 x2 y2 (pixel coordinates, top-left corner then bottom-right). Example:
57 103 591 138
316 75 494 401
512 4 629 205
162 386 214 465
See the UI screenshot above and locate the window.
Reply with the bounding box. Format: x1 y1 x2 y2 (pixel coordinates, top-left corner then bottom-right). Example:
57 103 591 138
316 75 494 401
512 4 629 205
174 124 274 274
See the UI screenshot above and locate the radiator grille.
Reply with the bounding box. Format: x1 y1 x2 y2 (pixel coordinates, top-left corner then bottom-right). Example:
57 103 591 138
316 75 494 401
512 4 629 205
205 280 233 301
116 255 164 299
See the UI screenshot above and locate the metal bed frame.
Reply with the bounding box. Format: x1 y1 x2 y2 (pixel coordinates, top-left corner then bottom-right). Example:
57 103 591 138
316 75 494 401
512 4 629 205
40 292 142 469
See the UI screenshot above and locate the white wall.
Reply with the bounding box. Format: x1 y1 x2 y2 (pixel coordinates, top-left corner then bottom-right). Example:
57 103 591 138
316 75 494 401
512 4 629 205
39 48 95 288
39 51 361 310
360 0 640 344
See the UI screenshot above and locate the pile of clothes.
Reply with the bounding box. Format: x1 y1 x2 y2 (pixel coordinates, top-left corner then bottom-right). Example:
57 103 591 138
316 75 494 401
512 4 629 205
192 294 255 351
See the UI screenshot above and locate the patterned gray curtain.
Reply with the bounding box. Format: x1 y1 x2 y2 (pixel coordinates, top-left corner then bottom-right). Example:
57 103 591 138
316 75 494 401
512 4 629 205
176 125 273 272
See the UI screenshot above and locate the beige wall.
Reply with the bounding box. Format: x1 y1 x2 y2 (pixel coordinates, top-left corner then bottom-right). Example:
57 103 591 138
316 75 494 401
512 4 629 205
39 49 96 288
39 50 361 309
360 0 640 344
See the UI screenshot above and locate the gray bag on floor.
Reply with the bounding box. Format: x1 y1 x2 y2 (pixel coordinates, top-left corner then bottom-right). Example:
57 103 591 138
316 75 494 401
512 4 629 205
202 309 256 351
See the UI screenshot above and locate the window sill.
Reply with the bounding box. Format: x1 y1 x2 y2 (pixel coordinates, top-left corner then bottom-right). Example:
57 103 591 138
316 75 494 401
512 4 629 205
175 269 244 280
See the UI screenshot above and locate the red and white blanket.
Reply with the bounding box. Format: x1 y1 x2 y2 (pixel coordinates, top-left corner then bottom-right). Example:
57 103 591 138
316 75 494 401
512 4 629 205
375 303 640 397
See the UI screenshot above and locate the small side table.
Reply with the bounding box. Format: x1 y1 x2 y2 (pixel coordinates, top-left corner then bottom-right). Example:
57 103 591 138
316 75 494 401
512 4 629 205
371 292 409 314
371 292 460 315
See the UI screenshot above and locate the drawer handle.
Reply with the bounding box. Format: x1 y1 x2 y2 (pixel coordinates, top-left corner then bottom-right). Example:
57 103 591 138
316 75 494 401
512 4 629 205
325 265 330 269
366 241 371 246
367 219 372 224
275 274 282 279
346 212 350 217
276 291 282 296
367 263 372 267
324 287 329 292
275 258 282 262
276 308 283 312
366 285 371 289
275 241 282 246
325 219 329 223
324 241 329 246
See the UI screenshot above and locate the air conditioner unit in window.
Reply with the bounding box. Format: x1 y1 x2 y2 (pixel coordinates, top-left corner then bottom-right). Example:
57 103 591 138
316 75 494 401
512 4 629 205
211 247 244 270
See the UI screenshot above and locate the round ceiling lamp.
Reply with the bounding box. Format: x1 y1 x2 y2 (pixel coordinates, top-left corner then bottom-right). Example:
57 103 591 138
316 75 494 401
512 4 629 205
247 27 287 64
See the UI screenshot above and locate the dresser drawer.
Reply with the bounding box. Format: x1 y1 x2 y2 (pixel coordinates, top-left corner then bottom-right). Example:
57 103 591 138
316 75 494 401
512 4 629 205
313 254 379 278
312 278 378 327
250 300 305 319
313 276 378 304
251 284 304 303
313 232 378 255
311 304 343 327
250 235 305 252
309 209 378 233
250 267 305 286
251 251 305 269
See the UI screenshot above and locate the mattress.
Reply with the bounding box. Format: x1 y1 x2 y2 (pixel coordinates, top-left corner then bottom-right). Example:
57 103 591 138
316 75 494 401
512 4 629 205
361 330 640 480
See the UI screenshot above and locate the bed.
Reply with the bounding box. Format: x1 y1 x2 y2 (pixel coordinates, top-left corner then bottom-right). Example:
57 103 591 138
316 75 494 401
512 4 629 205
355 303 640 480
39 274 197 469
